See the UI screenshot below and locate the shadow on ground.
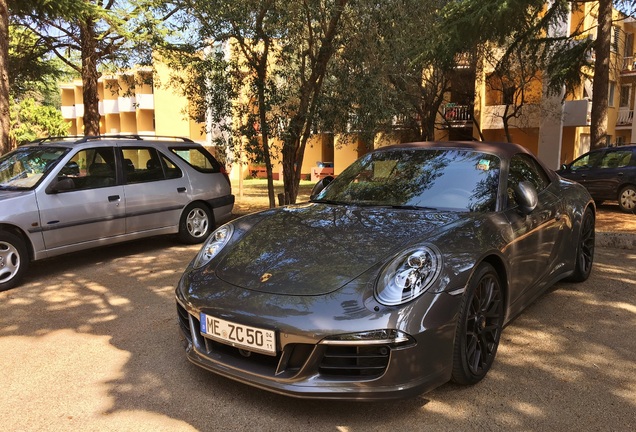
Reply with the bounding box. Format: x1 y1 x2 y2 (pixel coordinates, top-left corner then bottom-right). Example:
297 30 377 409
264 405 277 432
1 241 634 431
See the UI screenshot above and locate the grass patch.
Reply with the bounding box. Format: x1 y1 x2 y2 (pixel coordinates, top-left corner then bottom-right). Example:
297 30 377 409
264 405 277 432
232 178 315 215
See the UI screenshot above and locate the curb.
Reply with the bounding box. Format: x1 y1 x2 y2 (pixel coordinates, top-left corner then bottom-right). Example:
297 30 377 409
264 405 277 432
596 232 636 250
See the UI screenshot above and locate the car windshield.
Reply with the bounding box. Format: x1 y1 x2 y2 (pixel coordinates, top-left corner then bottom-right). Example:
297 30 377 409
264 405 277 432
312 148 500 212
0 146 68 190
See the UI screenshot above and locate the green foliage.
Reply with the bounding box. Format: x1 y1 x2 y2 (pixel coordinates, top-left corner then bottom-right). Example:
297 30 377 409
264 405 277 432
10 98 70 146
162 0 596 176
9 0 183 134
8 25 75 106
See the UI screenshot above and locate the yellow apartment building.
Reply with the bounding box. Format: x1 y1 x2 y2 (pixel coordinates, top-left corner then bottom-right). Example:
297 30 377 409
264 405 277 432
61 2 633 178
440 2 630 169
60 65 206 141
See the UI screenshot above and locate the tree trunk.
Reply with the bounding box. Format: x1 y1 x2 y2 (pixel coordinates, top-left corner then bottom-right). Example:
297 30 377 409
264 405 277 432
0 0 10 154
79 18 101 136
282 0 348 204
256 64 276 208
590 0 612 149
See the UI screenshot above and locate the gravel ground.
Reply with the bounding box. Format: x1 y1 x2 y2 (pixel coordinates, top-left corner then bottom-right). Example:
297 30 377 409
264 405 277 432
0 199 634 431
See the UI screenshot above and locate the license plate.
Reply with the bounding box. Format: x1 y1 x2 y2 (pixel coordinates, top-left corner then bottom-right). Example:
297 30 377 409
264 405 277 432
200 313 276 356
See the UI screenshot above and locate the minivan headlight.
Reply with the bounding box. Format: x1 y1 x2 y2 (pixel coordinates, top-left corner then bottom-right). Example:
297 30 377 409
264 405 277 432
375 246 442 306
193 224 234 269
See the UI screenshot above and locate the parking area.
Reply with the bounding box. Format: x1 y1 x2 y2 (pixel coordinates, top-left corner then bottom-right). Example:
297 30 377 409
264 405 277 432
1 233 635 431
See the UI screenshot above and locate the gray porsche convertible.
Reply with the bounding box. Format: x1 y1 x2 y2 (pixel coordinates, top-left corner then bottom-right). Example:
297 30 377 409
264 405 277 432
175 141 595 400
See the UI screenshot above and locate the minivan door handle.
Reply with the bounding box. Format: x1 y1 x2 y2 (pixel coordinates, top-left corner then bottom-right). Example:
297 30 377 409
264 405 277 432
108 195 121 202
177 187 187 193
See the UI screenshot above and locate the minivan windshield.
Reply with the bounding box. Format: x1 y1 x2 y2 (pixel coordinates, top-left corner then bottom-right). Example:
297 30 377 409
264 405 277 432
312 149 501 212
0 146 68 189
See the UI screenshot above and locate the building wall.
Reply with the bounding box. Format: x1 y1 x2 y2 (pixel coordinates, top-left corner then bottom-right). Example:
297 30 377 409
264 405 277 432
60 64 206 141
60 4 633 178
334 134 370 175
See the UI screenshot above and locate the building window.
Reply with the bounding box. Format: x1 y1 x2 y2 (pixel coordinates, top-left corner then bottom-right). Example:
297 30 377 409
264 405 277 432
611 26 621 53
503 86 515 105
625 32 634 67
620 85 631 107
609 82 616 107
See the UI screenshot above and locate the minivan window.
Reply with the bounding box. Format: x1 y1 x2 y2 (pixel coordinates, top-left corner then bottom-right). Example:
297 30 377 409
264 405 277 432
599 150 632 169
171 147 221 173
0 147 68 189
122 147 182 183
56 147 117 190
571 150 603 170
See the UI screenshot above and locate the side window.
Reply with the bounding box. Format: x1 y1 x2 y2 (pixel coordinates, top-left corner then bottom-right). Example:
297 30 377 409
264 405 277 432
161 154 183 179
571 150 603 171
598 150 632 169
57 147 117 190
170 147 222 173
507 154 551 208
122 147 181 183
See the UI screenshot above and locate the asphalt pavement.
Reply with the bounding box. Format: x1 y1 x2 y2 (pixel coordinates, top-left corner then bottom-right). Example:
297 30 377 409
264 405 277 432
1 236 635 431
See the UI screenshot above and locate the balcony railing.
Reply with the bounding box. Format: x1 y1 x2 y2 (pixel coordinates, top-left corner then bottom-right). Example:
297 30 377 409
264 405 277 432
623 56 636 72
443 104 473 127
617 108 633 126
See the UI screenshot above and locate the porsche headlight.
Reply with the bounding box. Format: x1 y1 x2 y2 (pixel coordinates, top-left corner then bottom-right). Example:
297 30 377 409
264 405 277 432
192 224 234 269
375 246 442 306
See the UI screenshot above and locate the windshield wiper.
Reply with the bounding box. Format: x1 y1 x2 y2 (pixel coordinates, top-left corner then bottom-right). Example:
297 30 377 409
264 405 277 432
310 198 349 206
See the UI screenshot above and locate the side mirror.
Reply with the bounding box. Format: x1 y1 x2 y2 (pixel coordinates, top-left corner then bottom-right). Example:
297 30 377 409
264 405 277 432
310 175 334 200
514 181 538 214
560 164 567 171
45 177 76 194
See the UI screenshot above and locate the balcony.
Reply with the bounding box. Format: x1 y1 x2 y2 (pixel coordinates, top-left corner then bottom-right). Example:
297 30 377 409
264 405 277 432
616 108 633 128
136 93 154 110
622 56 636 74
480 99 590 130
118 96 136 112
61 105 76 119
563 99 591 127
481 104 541 130
443 104 473 128
101 99 119 115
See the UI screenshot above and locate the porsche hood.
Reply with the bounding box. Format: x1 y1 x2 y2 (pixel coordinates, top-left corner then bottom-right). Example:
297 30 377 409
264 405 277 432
214 203 460 296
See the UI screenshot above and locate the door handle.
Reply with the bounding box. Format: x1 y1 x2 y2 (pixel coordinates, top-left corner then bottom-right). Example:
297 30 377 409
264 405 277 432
108 195 121 202
177 187 186 193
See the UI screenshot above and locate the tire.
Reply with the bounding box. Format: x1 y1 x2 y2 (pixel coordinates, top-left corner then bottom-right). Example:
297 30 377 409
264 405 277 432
451 262 504 385
178 202 214 244
618 185 636 213
0 231 29 292
565 208 595 283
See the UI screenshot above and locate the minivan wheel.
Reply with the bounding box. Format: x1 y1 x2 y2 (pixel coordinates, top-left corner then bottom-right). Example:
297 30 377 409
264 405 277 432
178 203 214 244
618 185 636 213
0 231 29 291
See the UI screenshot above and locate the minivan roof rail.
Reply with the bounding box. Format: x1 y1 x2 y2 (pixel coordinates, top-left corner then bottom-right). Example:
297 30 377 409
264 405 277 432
29 134 195 144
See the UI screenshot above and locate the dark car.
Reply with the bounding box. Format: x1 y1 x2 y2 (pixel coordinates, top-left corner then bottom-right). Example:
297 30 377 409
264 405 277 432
176 141 595 400
557 144 636 212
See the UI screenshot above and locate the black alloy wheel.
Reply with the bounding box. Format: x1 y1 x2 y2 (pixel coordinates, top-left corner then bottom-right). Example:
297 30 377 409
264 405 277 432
451 262 504 385
566 208 595 282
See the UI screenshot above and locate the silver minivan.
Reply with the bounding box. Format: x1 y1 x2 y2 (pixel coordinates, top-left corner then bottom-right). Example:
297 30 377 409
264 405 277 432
0 135 234 290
